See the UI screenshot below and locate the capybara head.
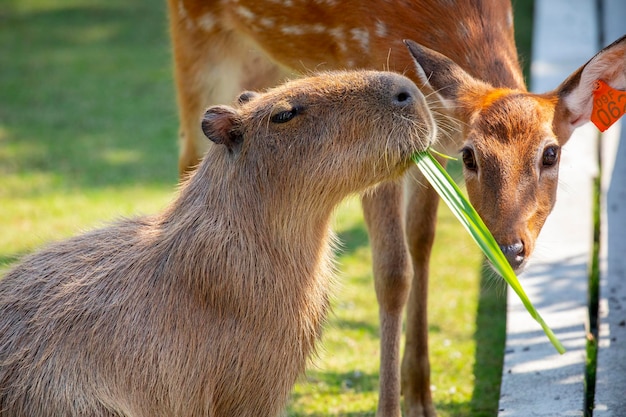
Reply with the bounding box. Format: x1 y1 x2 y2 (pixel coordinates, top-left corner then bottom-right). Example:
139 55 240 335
201 71 436 199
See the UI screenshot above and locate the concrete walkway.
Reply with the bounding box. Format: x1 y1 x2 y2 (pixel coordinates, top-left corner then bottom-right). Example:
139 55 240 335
497 1 626 416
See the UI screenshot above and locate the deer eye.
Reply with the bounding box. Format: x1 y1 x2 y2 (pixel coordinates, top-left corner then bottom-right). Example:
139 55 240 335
270 106 301 124
462 147 478 171
542 145 560 167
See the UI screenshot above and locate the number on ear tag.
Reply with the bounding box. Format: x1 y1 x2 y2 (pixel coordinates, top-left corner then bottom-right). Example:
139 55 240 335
591 79 626 132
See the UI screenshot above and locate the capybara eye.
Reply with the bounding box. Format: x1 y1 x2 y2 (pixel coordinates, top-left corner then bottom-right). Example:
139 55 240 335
542 145 559 167
462 147 477 171
270 107 299 124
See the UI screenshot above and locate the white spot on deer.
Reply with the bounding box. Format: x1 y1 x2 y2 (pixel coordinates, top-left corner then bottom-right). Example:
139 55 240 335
178 1 195 30
236 5 255 20
329 27 347 52
375 20 387 37
281 25 306 35
281 23 327 35
198 13 217 32
177 1 187 18
311 24 326 34
350 28 370 52
259 17 275 28
507 9 514 28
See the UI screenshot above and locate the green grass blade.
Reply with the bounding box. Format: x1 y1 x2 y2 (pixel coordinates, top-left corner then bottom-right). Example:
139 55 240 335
412 151 566 354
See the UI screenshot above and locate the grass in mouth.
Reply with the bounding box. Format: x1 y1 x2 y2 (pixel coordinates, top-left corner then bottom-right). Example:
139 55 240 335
412 150 566 354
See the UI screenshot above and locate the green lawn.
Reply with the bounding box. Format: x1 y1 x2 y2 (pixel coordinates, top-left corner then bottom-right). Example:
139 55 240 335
0 0 532 415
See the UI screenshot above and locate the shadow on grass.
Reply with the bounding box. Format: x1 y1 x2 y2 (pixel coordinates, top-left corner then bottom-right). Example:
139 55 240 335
287 370 378 417
301 369 380 394
469 263 507 417
334 318 380 338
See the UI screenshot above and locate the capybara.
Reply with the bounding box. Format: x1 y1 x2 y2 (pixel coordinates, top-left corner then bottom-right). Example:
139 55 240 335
0 70 435 416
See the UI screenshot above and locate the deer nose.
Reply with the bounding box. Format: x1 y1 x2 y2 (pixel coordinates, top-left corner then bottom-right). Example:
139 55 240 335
499 241 525 270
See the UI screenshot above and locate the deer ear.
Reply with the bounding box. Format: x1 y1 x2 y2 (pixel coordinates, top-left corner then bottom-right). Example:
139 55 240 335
201 105 244 152
404 39 489 112
554 34 626 136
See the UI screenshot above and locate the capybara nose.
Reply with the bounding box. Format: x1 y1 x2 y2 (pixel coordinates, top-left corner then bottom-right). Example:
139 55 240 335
390 77 420 108
499 241 525 270
392 89 414 106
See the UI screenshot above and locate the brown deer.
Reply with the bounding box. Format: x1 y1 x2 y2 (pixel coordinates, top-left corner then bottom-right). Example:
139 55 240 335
167 1 626 415
0 71 435 416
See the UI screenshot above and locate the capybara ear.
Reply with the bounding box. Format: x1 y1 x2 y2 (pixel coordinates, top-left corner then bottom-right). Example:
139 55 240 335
237 91 259 105
202 105 244 151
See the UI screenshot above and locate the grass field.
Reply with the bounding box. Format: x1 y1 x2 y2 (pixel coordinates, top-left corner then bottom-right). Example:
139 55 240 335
0 1 532 415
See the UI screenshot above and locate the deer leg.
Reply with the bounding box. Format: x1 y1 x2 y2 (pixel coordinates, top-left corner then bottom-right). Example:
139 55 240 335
362 181 412 417
401 164 441 417
168 1 288 177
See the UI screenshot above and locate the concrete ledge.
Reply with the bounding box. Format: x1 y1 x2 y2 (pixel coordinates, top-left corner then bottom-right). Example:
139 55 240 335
595 1 626 412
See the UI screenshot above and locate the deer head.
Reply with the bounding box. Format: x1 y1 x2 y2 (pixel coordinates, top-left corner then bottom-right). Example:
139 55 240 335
406 35 626 270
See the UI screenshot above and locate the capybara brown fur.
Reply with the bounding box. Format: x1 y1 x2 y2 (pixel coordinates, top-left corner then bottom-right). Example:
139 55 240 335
0 70 434 417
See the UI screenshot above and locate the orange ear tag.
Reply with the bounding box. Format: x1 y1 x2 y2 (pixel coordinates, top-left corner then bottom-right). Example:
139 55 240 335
591 79 626 132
